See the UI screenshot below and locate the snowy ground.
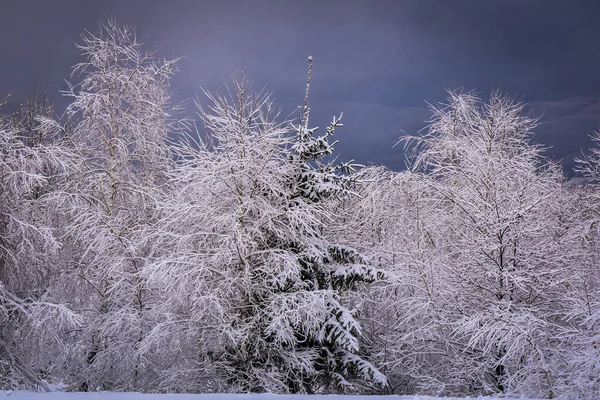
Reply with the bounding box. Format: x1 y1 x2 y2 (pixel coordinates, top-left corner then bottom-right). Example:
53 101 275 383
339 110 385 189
0 392 540 400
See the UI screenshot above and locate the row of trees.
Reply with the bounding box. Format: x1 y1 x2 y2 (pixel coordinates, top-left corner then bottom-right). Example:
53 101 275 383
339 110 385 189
1 22 600 398
342 93 598 397
0 22 384 394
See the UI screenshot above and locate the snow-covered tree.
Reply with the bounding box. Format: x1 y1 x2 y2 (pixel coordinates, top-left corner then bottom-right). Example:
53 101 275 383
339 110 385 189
286 58 386 393
0 95 79 390
144 68 385 393
392 91 577 397
333 166 455 395
558 131 600 397
336 91 581 397
50 21 184 391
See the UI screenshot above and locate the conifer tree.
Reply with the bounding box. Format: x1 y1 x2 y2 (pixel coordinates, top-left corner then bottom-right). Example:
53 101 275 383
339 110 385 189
285 57 387 392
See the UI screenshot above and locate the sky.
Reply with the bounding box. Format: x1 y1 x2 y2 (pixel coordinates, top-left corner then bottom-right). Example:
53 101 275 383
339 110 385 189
1 0 600 174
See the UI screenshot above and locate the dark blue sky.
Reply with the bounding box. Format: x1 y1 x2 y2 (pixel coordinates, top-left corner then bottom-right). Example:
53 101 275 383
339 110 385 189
2 0 600 173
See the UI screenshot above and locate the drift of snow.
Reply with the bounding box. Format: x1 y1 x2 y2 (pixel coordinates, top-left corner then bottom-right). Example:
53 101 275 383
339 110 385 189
0 391 542 400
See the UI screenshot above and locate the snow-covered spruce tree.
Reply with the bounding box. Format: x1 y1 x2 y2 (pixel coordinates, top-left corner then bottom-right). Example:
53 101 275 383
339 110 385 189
399 91 577 397
286 57 386 393
52 21 183 391
143 70 385 394
0 96 79 390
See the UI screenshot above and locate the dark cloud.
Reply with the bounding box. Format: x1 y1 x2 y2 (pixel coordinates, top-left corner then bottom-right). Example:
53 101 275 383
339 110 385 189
1 0 600 173
526 98 600 172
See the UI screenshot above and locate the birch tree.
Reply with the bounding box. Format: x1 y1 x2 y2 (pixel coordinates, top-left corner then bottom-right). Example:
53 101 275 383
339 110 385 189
337 91 579 397
557 131 600 397
396 91 576 397
0 96 78 390
334 166 456 395
51 21 183 391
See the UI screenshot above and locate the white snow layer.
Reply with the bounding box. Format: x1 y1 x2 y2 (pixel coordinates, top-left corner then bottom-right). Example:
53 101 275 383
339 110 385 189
0 391 540 400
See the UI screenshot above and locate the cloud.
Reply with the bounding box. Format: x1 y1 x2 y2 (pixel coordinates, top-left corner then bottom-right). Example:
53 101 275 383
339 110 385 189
295 101 431 171
526 97 600 174
2 0 600 174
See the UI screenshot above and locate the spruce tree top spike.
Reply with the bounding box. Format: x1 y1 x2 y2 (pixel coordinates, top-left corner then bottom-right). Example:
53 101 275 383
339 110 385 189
301 56 313 127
